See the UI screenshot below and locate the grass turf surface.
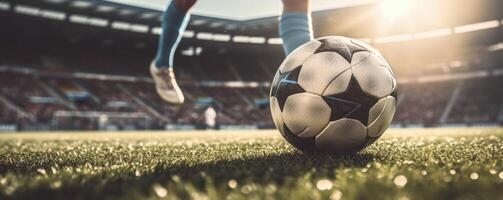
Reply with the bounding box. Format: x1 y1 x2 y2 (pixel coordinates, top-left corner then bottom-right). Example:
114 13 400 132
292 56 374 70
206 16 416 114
0 128 502 200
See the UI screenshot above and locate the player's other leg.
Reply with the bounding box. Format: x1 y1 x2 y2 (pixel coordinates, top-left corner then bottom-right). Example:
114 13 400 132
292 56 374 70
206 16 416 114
151 0 197 104
279 0 314 55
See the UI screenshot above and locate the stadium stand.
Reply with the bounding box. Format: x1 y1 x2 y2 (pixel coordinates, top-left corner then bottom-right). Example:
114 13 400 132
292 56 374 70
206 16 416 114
447 78 503 124
395 82 458 126
1 66 501 130
0 0 502 130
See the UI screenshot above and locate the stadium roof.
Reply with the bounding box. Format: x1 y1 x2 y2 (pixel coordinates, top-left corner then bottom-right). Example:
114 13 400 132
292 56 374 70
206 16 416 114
3 0 502 41
105 0 376 21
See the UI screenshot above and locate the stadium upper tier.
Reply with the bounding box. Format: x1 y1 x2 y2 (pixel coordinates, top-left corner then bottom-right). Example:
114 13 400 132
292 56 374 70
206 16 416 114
1 0 502 40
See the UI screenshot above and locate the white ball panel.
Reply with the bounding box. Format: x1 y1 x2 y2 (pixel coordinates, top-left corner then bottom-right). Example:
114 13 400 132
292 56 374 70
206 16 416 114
352 53 395 98
270 97 285 136
322 69 352 96
350 51 371 67
279 40 321 74
315 119 367 153
367 96 396 137
282 93 331 138
298 52 351 95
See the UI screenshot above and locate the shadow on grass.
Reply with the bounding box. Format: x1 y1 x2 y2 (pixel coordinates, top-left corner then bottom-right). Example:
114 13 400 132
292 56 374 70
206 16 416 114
161 150 378 181
4 150 379 200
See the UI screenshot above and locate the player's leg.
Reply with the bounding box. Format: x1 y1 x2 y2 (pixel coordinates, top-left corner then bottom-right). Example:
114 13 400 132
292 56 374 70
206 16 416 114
151 0 197 104
279 0 314 55
155 0 196 68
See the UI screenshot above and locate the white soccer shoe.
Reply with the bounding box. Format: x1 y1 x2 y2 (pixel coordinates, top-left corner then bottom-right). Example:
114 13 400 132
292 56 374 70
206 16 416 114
150 62 185 104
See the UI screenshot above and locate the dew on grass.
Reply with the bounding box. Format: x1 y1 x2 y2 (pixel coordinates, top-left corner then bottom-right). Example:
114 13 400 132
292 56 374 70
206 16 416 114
228 179 238 189
330 190 342 200
50 181 62 189
394 175 407 188
265 184 277 194
37 168 47 176
241 184 253 194
153 184 168 198
403 160 414 164
316 179 333 190
470 173 479 180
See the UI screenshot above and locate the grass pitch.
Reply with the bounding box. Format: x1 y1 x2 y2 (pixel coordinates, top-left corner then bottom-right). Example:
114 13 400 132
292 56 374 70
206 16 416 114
0 128 502 200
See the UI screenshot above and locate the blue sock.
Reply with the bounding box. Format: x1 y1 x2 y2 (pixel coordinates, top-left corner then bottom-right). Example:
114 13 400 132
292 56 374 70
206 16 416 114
279 12 314 55
155 2 191 68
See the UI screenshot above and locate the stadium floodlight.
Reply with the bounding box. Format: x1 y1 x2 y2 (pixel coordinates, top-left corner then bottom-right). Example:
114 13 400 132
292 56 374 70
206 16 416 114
111 21 130 31
379 0 414 20
212 34 231 42
233 36 250 43
182 30 195 38
181 47 195 56
96 5 115 13
69 14 88 24
225 24 238 30
88 18 109 27
154 27 195 37
374 34 413 44
14 5 40 16
488 42 503 52
151 27 162 35
119 9 135 16
71 1 93 9
196 32 214 40
268 38 283 45
130 24 149 33
209 22 225 28
249 37 266 44
70 15 108 27
40 10 66 21
413 28 452 39
44 0 66 4
191 19 207 26
140 12 157 19
454 20 500 34
0 1 10 11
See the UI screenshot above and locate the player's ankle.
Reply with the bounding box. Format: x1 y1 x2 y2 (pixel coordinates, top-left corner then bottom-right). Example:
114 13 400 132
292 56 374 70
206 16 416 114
154 59 170 69
173 0 197 12
282 0 310 13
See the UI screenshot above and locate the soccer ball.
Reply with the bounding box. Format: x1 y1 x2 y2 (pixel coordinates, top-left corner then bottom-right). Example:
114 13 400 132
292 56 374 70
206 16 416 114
270 36 397 154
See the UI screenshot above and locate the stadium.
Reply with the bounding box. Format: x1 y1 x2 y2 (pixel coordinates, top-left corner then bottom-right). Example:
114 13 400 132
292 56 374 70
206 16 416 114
0 0 502 199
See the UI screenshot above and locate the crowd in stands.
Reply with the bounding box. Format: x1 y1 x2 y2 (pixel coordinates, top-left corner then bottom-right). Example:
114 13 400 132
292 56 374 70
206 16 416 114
2 10 501 131
395 82 458 126
1 69 501 130
0 72 67 124
0 106 21 124
447 78 503 124
0 70 274 130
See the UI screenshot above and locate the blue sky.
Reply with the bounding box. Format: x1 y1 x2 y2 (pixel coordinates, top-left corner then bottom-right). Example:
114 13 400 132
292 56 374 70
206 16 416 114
105 0 375 20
